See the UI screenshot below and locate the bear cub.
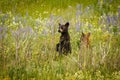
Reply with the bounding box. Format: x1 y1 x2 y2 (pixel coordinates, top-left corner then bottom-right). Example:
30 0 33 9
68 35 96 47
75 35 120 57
56 22 71 55
80 32 91 48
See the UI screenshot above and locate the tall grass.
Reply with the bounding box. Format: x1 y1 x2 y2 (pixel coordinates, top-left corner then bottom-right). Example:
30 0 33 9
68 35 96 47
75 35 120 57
0 0 120 80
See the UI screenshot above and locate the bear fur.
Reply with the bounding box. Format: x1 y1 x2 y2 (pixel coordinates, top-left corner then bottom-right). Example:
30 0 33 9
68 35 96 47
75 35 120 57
56 22 71 55
80 32 91 48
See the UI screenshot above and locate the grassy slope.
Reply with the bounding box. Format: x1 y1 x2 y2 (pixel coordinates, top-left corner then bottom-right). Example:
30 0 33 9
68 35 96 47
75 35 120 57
0 0 120 80
0 0 119 16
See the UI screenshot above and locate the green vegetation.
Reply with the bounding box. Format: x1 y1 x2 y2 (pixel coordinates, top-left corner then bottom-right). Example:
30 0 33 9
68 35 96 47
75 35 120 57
0 0 120 80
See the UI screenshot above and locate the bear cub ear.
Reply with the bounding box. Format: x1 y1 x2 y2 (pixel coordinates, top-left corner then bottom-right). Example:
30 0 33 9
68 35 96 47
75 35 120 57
65 22 69 27
82 32 85 37
59 23 61 26
87 32 91 37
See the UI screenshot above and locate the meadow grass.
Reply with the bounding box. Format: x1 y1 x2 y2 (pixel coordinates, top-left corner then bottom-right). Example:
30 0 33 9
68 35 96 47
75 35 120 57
0 0 120 80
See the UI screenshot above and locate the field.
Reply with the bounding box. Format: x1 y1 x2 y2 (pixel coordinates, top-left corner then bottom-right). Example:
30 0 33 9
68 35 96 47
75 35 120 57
0 0 120 80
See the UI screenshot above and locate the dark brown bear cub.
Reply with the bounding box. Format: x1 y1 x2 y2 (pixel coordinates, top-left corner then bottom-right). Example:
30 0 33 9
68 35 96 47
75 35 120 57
56 22 71 55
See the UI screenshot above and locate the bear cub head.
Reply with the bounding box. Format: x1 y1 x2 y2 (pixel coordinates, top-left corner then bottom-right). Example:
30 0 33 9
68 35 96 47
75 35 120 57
58 22 69 33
